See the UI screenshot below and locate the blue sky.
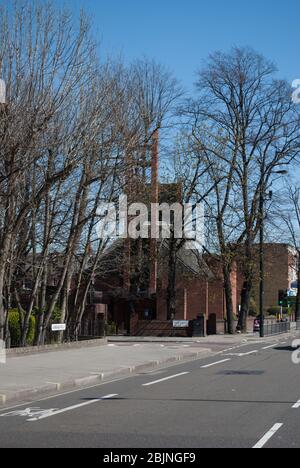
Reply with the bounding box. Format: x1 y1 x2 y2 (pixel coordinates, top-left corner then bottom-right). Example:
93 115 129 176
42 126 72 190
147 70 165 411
55 0 300 91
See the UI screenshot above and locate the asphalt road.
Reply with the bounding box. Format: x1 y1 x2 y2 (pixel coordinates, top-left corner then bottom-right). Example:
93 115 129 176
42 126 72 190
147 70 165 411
0 337 299 448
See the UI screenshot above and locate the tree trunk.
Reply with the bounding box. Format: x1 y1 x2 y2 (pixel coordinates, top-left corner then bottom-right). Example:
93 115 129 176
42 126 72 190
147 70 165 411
58 270 73 343
237 280 252 333
296 251 300 322
223 265 234 334
20 262 45 347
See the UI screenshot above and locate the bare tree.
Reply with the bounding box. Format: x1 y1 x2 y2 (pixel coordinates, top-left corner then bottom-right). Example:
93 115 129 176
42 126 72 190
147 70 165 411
277 185 300 321
0 1 97 342
186 47 300 333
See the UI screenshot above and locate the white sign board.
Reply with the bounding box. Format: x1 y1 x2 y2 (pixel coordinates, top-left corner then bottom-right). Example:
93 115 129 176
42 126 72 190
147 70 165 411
287 289 297 297
173 320 189 328
0 79 6 104
51 324 66 332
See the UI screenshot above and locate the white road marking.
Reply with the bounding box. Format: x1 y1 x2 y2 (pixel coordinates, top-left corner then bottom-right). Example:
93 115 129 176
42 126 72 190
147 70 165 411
292 400 300 409
201 359 231 369
0 352 211 414
262 344 277 350
224 350 258 357
142 372 189 387
27 394 118 422
0 407 59 418
253 424 283 449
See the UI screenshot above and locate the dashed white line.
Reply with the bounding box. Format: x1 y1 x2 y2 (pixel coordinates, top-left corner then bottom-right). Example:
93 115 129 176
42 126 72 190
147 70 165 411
224 350 258 357
262 341 286 350
201 359 231 369
253 423 283 449
292 400 300 409
27 394 118 422
241 350 258 356
142 372 189 387
262 344 276 350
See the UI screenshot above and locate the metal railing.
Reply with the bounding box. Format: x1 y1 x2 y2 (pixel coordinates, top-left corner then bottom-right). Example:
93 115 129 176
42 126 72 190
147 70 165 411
47 319 105 344
264 320 291 337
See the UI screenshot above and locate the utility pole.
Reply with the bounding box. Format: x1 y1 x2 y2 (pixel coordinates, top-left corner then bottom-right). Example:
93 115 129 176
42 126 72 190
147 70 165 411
259 166 288 338
259 166 265 338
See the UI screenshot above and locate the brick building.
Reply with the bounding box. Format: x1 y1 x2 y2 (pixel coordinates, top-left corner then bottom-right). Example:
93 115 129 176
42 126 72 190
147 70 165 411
21 243 296 337
239 243 298 312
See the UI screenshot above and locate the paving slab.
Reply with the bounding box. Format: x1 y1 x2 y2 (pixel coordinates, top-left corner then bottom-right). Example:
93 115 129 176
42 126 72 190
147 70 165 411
0 343 212 406
0 329 298 407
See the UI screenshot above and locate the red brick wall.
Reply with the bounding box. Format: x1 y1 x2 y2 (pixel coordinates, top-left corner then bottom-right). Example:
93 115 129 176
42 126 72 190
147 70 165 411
157 278 226 323
236 244 296 312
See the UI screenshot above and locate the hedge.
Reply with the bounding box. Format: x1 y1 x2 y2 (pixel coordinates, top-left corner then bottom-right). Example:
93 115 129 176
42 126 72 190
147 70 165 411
267 306 291 317
8 309 36 347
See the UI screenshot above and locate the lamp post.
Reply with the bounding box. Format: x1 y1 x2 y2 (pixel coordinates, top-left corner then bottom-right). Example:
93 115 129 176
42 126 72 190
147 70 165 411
259 167 288 338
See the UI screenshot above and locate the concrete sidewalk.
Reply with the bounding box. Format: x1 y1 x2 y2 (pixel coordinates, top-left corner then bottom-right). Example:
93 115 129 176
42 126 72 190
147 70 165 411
0 332 295 407
0 342 213 406
107 334 256 343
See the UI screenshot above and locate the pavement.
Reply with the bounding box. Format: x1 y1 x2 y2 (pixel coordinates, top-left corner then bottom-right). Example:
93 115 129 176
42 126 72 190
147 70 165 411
0 333 271 406
0 330 300 448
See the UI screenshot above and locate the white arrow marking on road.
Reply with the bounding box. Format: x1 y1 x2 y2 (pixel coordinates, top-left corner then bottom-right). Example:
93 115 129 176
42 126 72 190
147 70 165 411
253 424 283 449
142 372 189 387
292 400 300 409
27 394 118 422
201 359 231 369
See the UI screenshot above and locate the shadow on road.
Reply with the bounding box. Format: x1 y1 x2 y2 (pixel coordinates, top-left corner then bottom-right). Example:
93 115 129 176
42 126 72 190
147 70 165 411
217 370 264 376
274 346 294 352
80 396 297 405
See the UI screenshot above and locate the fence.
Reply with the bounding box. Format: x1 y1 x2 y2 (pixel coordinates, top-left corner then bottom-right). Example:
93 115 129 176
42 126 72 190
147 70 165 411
48 319 105 344
264 320 291 337
133 321 191 338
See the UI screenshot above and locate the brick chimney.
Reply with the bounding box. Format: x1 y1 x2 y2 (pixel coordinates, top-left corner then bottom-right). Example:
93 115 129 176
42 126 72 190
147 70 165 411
149 129 159 295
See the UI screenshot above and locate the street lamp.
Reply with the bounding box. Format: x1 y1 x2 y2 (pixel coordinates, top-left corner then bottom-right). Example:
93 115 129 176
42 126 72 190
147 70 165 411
259 168 288 338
